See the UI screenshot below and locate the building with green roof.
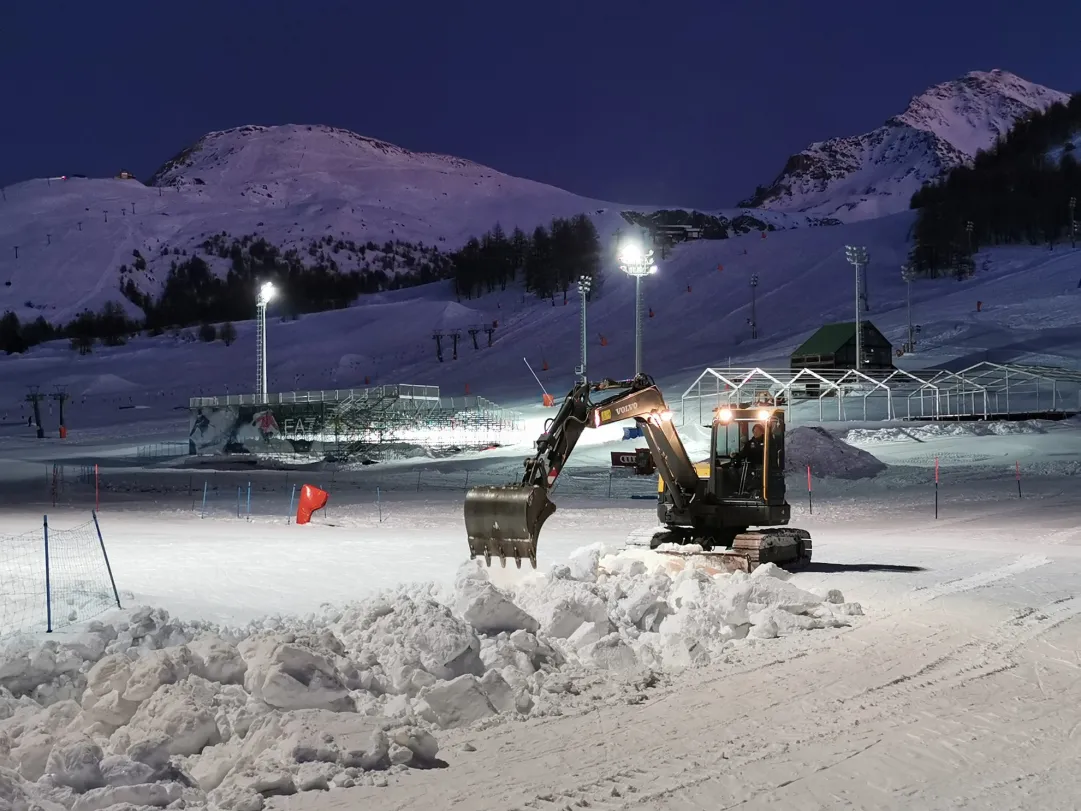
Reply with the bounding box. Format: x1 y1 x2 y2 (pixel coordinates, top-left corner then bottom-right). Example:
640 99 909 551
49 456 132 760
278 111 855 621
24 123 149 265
790 321 893 371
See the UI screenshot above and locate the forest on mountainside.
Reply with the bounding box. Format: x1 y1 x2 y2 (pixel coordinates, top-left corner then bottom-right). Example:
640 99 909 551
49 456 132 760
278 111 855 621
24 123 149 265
450 214 603 303
909 93 1081 277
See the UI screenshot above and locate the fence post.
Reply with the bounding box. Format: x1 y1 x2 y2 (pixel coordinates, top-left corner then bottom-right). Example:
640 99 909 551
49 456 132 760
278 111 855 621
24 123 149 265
246 481 252 520
934 457 939 519
236 486 241 518
377 486 382 523
200 480 208 517
416 469 422 492
95 463 99 512
92 510 122 609
288 484 297 523
807 465 813 515
43 515 52 633
607 472 613 498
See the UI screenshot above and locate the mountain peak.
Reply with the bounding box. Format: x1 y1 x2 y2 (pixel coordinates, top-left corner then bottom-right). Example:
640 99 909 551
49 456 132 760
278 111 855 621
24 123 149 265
147 124 483 188
742 69 1069 222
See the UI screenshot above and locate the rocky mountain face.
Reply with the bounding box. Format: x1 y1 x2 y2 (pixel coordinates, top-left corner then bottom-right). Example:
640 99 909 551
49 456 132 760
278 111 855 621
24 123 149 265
741 70 1069 222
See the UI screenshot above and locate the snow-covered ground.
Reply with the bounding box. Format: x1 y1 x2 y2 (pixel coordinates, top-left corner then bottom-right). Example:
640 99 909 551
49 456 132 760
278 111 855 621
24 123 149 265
3 133 1081 808
2 412 1081 808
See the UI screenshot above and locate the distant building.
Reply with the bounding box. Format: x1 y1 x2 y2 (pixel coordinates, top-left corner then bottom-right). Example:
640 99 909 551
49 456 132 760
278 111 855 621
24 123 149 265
116 170 136 180
653 224 704 242
790 321 893 371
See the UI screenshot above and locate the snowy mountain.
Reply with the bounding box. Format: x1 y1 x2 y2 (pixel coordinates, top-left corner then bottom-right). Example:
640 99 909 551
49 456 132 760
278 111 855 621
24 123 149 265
742 70 1069 223
0 124 809 326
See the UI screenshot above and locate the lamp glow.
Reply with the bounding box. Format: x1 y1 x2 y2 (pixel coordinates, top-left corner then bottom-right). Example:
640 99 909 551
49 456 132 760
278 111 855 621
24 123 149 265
757 409 771 422
618 243 643 265
258 282 277 305
718 408 733 423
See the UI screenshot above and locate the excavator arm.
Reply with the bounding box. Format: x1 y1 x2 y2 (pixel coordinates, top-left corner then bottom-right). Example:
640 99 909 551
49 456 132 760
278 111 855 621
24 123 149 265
464 373 700 568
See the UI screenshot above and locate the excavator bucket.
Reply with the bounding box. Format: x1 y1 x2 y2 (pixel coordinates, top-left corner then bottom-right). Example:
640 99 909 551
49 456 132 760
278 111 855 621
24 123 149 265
464 484 557 569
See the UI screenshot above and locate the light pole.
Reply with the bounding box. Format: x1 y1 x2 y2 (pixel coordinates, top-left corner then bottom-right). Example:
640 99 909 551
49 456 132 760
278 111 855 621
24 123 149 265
256 282 276 402
750 274 759 339
576 275 591 383
618 242 657 376
901 263 915 353
845 245 868 370
1070 197 1076 249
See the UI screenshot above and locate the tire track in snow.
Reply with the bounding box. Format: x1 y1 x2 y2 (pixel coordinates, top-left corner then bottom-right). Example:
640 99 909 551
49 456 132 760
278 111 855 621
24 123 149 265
512 591 1081 811
908 553 1051 603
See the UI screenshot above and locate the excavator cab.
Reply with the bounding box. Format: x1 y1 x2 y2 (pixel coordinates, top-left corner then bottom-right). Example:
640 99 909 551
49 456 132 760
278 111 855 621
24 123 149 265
655 404 791 536
711 405 787 504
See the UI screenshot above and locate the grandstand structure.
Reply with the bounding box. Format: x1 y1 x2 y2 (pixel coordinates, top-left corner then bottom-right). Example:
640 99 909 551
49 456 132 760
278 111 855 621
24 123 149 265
680 362 1081 425
188 384 523 461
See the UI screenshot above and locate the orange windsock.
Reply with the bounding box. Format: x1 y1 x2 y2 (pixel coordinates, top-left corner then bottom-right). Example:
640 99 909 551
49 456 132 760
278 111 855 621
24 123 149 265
296 484 329 525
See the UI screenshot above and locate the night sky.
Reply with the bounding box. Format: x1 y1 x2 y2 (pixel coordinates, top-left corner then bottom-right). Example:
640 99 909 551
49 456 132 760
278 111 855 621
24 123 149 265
3 0 1080 209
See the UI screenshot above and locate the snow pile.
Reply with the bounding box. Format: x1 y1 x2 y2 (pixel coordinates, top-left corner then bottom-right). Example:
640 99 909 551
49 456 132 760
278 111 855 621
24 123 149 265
0 549 860 809
786 426 887 479
845 419 1053 445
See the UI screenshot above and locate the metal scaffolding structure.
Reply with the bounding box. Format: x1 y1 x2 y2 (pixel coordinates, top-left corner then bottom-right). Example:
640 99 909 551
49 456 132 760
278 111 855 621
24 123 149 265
331 387 523 460
189 384 524 461
680 362 1081 425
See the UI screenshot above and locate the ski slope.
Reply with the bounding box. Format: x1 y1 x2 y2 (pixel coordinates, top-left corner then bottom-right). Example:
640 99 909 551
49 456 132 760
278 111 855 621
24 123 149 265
3 209 1081 429
0 124 809 325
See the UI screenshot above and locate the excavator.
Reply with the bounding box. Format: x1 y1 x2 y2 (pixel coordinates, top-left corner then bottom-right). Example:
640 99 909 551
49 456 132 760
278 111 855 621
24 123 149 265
464 373 812 572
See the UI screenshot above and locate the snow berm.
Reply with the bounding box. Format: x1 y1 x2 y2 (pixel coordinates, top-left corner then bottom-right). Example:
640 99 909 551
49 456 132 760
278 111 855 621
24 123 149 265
0 545 861 810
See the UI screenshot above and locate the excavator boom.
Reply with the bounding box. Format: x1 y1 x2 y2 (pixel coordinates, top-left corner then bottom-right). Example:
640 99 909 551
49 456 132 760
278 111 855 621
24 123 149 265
465 374 700 568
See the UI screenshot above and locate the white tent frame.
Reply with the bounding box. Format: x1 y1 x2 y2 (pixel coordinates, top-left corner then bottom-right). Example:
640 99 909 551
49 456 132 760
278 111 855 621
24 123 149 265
680 362 1081 425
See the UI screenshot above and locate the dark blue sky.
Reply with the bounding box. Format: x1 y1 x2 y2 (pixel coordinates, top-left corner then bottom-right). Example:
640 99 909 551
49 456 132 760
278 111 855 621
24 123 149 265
3 0 1079 209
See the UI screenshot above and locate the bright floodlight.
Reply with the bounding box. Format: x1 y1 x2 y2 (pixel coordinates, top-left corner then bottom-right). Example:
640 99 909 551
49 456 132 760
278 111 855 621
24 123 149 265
258 282 276 305
618 243 655 277
618 242 643 265
718 408 733 423
757 409 771 422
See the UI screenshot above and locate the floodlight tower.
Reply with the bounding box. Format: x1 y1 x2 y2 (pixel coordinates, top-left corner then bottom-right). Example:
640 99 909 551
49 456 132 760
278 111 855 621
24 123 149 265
255 282 276 402
576 275 592 383
750 274 759 339
617 242 657 376
845 245 868 370
1071 197 1077 249
900 263 915 352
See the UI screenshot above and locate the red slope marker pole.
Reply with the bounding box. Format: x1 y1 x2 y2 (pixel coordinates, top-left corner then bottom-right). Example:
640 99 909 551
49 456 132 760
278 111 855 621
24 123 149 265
806 465 813 515
1016 460 1022 499
934 456 939 519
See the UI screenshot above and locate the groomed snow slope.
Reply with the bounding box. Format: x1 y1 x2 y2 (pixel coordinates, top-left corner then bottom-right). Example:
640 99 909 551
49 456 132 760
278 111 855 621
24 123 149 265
4 209 1081 431
747 69 1068 222
0 124 808 324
